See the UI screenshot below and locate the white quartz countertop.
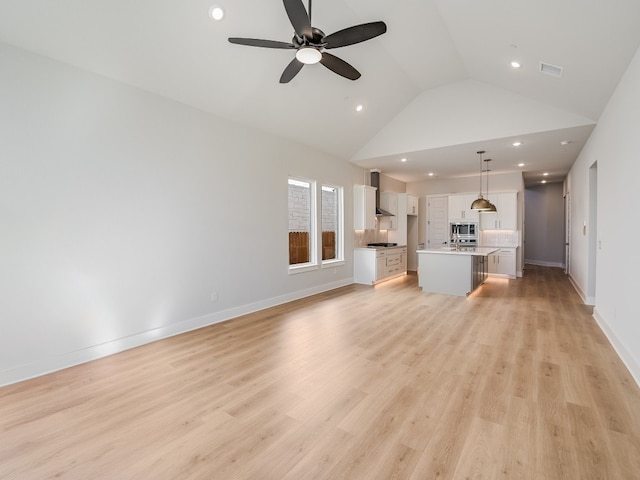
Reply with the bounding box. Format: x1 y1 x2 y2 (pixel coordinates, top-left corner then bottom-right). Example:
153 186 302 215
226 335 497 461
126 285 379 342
416 247 499 256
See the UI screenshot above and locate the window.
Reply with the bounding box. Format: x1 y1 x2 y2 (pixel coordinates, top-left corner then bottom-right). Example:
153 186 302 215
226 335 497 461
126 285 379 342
288 178 344 273
321 184 343 263
288 177 316 269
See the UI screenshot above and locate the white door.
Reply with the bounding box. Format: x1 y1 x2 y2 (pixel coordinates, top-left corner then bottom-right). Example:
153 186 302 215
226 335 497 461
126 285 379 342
427 196 449 248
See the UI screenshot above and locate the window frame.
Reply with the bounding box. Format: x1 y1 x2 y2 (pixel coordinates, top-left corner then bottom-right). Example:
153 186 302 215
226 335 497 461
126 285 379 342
320 183 345 268
288 176 318 274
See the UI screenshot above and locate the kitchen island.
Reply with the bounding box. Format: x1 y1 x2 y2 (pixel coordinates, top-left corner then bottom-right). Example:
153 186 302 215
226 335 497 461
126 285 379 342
417 247 499 296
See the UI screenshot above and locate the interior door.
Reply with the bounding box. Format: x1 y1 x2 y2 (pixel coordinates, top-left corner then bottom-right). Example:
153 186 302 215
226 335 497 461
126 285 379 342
427 196 449 248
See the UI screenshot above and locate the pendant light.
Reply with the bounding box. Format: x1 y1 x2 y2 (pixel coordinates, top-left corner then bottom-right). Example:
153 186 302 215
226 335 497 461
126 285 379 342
470 150 493 211
483 158 497 212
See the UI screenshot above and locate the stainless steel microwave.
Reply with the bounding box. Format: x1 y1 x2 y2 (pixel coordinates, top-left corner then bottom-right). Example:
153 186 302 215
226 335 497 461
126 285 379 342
450 222 478 238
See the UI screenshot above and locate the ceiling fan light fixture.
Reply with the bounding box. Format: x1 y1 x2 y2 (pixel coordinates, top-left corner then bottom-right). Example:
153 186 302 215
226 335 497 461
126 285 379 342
296 46 322 64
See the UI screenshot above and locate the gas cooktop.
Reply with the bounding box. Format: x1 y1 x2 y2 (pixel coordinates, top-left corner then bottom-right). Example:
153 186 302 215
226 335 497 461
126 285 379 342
367 242 398 247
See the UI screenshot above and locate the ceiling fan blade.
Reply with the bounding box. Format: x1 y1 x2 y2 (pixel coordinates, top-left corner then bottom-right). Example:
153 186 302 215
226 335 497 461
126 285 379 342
283 0 312 39
280 58 304 83
323 21 387 49
320 52 361 80
228 38 296 49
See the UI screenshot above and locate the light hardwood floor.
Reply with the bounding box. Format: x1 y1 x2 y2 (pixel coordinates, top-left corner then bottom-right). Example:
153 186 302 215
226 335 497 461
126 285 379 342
1 265 640 479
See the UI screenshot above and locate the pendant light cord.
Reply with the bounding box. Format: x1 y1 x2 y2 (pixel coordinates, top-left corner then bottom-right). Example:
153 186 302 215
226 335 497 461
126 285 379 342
477 151 484 198
486 160 490 199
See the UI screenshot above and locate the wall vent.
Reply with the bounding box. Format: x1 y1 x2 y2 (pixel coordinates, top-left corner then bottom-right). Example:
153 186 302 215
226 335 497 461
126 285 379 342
540 62 563 77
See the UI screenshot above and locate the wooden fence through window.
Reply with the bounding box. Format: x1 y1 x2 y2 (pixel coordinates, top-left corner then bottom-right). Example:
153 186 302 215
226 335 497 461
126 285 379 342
289 231 336 264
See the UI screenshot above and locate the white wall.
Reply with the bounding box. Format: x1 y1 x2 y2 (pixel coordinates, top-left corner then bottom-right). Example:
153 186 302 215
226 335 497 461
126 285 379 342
0 43 363 386
380 173 407 194
352 79 595 160
566 44 640 384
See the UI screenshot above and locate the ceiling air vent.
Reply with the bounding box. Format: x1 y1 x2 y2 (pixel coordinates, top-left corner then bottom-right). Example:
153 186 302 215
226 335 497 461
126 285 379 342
540 62 563 77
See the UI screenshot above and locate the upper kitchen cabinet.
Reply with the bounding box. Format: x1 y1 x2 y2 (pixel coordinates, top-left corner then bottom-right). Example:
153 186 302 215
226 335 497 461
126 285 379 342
407 194 418 216
448 194 479 223
354 185 376 230
387 193 408 242
480 192 518 230
379 192 398 230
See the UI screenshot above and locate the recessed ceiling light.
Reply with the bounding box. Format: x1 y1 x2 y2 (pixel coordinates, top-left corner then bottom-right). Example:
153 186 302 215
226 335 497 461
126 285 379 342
511 61 521 69
518 163 525 167
512 141 522 147
541 180 547 184
543 172 549 176
355 104 363 112
400 158 407 162
427 172 434 177
209 5 224 20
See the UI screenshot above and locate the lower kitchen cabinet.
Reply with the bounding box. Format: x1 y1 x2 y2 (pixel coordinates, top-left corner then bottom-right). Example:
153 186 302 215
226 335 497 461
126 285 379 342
354 247 407 285
487 248 516 278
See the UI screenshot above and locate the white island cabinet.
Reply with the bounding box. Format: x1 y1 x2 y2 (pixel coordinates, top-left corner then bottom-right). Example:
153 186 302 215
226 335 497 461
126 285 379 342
417 247 498 296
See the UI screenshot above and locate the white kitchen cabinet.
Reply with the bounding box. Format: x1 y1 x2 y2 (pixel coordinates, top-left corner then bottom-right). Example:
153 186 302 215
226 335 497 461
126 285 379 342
379 192 398 230
387 193 408 242
385 246 407 277
376 253 387 281
380 192 398 215
354 247 407 285
387 194 418 271
480 192 517 230
487 248 516 277
407 194 418 216
448 194 479 223
354 185 376 230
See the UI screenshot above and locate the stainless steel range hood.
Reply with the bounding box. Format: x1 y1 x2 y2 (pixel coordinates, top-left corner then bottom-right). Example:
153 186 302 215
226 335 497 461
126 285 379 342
370 169 394 217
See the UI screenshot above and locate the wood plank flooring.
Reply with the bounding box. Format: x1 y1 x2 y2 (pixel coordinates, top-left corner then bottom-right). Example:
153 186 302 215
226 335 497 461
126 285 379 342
1 265 640 479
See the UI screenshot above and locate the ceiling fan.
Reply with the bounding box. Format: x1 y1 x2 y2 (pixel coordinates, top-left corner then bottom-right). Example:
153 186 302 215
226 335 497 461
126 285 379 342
228 0 387 83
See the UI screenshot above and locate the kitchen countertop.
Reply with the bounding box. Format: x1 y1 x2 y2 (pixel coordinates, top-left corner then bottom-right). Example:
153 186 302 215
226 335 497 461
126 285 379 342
417 247 499 256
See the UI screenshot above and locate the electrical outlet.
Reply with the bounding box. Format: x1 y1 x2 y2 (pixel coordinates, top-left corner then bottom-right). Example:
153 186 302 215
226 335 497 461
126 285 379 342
211 291 218 302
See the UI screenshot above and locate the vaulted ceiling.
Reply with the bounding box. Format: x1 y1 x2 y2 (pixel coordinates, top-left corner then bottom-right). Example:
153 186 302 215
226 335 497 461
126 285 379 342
1 0 639 185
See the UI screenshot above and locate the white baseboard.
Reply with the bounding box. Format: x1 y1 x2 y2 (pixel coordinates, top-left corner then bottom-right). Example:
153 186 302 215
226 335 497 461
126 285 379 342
567 274 587 304
593 308 640 388
524 259 565 268
0 277 354 387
